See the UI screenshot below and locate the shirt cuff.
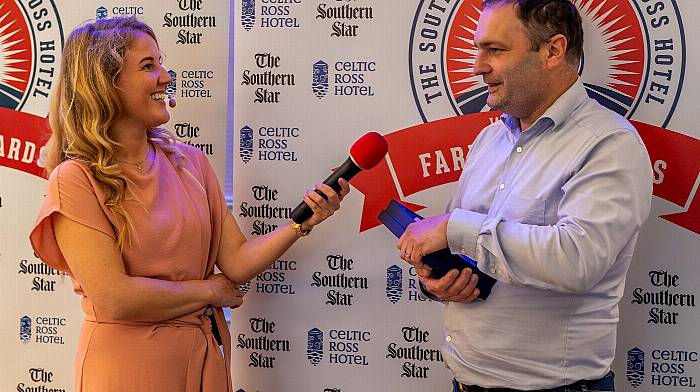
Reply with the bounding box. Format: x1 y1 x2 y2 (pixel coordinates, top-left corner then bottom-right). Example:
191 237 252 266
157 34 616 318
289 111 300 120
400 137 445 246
447 208 486 260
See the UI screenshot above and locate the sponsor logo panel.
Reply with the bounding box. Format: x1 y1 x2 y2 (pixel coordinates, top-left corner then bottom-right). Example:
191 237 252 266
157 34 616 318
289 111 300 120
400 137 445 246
17 253 67 293
236 316 292 369
307 327 371 367
626 347 699 388
162 0 218 45
315 1 374 38
241 0 302 30
18 315 68 345
310 253 368 307
385 326 443 379
239 184 294 236
241 52 296 104
16 367 68 392
312 59 376 99
95 5 144 20
630 269 696 326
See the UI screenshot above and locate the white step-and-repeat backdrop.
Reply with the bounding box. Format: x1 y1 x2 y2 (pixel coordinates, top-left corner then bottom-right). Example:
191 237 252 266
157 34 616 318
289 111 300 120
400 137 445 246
2 0 699 391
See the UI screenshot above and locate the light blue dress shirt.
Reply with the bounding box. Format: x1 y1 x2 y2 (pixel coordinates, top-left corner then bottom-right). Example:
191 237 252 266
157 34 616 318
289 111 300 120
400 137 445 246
442 79 653 389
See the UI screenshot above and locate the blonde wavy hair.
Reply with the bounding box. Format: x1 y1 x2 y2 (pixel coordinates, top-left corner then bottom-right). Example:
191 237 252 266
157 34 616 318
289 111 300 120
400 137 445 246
44 16 185 249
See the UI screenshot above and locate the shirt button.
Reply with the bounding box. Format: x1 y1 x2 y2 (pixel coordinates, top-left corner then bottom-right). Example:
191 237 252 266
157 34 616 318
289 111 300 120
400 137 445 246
490 268 497 274
446 335 453 342
516 146 523 153
498 183 505 190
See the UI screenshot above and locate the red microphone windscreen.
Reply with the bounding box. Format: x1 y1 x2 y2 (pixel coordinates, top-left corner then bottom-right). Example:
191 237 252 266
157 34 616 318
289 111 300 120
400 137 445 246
349 132 388 170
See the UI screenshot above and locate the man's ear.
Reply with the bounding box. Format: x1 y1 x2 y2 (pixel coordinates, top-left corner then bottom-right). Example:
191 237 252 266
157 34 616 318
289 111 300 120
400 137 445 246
544 34 568 70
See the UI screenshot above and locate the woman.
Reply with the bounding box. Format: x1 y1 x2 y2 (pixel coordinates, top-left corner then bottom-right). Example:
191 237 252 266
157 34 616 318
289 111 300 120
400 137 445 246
29 17 349 391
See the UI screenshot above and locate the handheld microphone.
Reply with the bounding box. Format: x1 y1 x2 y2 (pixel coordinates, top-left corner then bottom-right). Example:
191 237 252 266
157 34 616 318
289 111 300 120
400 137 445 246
290 131 388 223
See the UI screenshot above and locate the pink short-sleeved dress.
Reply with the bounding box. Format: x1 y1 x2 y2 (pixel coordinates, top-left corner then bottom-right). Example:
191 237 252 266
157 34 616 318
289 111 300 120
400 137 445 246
29 143 232 392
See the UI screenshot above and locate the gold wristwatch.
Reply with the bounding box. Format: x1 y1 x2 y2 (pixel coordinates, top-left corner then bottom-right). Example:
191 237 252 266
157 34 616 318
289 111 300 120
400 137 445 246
292 222 311 237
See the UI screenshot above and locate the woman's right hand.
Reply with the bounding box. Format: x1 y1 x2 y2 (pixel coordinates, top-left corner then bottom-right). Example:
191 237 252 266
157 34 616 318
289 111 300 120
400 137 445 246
207 273 244 309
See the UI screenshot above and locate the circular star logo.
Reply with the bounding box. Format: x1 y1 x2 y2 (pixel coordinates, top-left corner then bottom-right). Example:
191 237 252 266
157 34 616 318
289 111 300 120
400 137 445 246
409 0 685 128
0 0 63 116
0 1 33 111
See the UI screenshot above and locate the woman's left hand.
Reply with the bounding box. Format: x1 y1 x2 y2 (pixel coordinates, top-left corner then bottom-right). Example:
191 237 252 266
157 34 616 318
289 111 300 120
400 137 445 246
301 178 351 230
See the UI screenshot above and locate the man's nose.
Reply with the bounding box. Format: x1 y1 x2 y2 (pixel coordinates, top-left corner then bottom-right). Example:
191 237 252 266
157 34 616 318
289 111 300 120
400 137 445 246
472 52 489 75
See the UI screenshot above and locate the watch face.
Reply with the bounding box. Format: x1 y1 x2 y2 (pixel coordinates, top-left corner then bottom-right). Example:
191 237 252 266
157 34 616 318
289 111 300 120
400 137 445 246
293 223 310 236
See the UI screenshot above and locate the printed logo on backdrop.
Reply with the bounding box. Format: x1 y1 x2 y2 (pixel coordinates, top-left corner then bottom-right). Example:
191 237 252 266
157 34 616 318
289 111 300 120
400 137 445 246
162 0 217 45
170 66 213 154
324 389 341 392
312 61 329 99
235 180 297 299
312 60 376 98
19 316 31 344
239 185 295 236
241 53 296 104
241 0 255 30
311 254 368 306
349 0 699 234
96 6 108 20
17 367 66 392
95 5 144 20
386 326 443 379
18 254 66 292
627 347 645 388
240 126 254 163
307 328 324 366
409 0 684 125
166 70 177 99
240 0 301 29
248 260 297 295
316 1 374 37
0 0 62 112
176 68 214 99
236 317 291 368
18 315 67 345
630 270 695 326
626 347 699 388
0 0 62 177
307 328 371 366
238 124 301 163
386 265 403 303
175 120 213 155
385 265 431 304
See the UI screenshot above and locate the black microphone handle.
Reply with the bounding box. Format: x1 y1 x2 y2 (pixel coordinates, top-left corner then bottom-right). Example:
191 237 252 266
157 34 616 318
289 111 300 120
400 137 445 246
291 157 361 223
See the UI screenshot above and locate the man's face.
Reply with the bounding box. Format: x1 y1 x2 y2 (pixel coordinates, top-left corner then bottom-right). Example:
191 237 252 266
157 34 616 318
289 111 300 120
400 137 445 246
473 4 548 118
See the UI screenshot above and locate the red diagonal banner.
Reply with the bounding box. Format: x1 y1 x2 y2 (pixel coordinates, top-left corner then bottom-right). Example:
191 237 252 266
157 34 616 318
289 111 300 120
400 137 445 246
632 121 700 234
0 108 51 178
351 112 497 231
352 114 700 235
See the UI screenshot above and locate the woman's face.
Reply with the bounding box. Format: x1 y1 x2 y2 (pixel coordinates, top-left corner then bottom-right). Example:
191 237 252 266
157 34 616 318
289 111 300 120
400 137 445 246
114 31 172 131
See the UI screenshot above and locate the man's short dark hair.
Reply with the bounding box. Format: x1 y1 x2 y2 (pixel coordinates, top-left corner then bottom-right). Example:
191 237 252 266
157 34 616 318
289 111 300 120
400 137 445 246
483 0 583 64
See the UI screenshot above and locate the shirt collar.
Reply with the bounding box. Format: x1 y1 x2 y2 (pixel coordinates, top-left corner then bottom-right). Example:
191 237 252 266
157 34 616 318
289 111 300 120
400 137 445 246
500 78 588 133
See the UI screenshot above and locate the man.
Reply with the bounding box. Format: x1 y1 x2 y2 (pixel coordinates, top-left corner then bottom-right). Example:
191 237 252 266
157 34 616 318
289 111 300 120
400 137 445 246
397 0 652 391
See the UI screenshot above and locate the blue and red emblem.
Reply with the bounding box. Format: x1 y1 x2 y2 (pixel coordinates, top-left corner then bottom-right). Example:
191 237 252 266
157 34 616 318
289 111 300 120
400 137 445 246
0 0 63 178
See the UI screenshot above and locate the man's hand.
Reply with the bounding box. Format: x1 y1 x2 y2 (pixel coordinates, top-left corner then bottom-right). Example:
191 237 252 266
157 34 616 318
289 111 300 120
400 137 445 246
418 267 481 303
397 213 450 265
397 212 480 303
